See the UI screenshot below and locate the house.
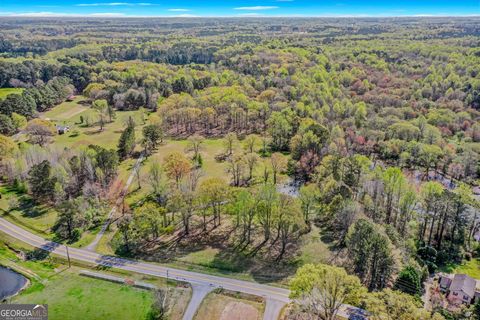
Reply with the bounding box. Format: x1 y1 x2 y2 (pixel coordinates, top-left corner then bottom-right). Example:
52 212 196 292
56 125 70 135
66 95 76 101
438 273 480 305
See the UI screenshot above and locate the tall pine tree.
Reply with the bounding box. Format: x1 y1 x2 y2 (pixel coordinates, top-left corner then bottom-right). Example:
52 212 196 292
118 117 136 160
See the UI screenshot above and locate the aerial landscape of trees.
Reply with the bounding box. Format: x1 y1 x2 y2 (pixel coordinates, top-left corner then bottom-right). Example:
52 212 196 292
0 17 479 319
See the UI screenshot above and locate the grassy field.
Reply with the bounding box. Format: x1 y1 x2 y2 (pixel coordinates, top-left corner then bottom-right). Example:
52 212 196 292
452 259 480 279
14 273 155 320
0 185 58 238
297 225 332 265
0 185 106 248
194 291 264 320
0 235 190 320
0 87 23 100
37 97 147 150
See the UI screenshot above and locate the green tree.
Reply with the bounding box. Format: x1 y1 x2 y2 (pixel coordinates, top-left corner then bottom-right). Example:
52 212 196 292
363 289 443 320
56 198 83 241
163 152 191 187
118 118 136 159
0 114 15 135
394 265 422 296
290 263 366 320
0 134 17 160
346 219 395 291
142 124 163 155
28 160 57 202
10 112 27 131
93 99 109 131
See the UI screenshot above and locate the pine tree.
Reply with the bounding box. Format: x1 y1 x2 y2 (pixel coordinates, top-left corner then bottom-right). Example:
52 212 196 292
118 118 136 159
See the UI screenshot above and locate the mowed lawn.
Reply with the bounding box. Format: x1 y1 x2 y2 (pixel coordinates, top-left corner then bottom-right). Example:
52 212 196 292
0 87 23 100
39 97 147 150
454 259 480 279
41 97 89 121
0 185 58 238
13 273 155 320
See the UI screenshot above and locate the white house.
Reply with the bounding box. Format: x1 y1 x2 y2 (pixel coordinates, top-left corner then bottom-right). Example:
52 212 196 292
438 273 480 306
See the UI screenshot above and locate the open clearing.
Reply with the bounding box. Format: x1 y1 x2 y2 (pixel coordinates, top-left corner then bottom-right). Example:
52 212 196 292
0 87 23 100
194 291 264 320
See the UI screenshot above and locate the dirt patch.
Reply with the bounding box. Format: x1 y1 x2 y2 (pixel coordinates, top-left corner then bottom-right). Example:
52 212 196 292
220 301 260 320
194 292 264 320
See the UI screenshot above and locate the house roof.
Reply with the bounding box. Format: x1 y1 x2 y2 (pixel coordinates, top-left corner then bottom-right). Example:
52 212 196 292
450 274 477 297
439 276 452 288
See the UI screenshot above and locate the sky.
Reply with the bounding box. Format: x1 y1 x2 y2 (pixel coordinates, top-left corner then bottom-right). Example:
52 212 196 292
0 0 478 17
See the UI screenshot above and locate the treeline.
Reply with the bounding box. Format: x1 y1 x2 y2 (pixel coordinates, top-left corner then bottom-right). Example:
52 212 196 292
2 143 118 241
0 77 74 136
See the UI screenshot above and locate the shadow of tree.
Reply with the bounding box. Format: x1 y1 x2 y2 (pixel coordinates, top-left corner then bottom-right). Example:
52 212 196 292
26 241 61 261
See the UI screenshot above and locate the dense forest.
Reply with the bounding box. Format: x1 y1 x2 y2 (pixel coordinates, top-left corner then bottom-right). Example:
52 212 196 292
0 17 480 320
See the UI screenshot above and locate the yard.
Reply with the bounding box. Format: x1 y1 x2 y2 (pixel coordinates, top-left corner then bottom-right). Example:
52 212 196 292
34 96 148 150
453 258 480 279
0 237 191 320
0 185 58 238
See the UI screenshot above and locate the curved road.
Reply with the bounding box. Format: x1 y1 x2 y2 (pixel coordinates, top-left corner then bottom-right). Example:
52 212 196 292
0 217 290 318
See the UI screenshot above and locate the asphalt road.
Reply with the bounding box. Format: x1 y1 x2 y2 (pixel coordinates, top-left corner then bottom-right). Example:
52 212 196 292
0 217 290 318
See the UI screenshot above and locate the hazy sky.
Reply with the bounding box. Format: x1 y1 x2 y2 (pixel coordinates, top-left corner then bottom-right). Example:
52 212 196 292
0 0 478 17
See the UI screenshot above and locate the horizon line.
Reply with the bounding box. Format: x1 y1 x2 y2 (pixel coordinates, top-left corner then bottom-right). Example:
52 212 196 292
0 14 479 18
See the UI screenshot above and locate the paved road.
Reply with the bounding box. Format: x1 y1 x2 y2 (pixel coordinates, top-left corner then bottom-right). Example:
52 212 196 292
85 153 144 251
0 217 290 310
182 285 214 320
0 217 365 319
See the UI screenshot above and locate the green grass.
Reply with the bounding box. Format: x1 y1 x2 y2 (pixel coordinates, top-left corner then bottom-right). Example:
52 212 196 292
41 97 88 120
34 96 148 150
453 259 480 279
298 225 332 265
13 273 155 320
0 185 58 238
0 236 190 320
0 87 23 100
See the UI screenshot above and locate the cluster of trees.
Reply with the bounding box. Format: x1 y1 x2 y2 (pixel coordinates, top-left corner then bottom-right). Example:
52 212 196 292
114 153 306 261
0 77 74 137
2 143 118 241
289 263 445 320
0 18 479 318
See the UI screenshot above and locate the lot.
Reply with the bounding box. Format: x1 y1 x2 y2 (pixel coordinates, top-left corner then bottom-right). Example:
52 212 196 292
194 291 264 320
0 237 191 320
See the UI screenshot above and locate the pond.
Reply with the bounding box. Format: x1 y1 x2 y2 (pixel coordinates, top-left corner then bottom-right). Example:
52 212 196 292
277 179 301 197
0 266 28 300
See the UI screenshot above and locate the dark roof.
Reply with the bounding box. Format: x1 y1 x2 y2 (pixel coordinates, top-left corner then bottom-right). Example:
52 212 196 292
439 276 452 288
450 274 476 297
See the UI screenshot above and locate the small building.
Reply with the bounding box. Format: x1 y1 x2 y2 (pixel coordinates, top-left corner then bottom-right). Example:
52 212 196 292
66 95 76 101
56 125 70 135
438 273 480 306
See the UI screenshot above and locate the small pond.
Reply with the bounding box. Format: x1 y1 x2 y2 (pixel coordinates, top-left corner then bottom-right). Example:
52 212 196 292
277 179 301 197
0 266 28 300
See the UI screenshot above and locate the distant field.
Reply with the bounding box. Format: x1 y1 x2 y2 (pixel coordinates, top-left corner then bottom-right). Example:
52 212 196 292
37 97 147 150
0 87 23 100
41 97 88 121
453 259 480 279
